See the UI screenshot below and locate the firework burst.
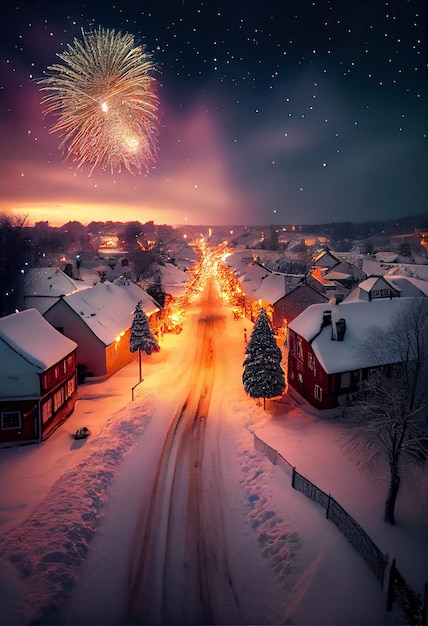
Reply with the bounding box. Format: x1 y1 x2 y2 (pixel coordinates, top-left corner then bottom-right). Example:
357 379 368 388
39 27 159 175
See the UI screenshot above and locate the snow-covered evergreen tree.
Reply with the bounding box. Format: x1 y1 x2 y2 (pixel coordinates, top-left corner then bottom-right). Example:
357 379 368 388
130 301 160 355
242 308 285 408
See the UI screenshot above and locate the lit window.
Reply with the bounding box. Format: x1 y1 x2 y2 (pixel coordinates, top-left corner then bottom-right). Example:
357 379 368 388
53 388 65 412
67 377 76 398
42 399 52 424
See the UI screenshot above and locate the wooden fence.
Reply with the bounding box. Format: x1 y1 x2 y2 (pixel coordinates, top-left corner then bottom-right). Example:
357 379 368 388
253 433 426 625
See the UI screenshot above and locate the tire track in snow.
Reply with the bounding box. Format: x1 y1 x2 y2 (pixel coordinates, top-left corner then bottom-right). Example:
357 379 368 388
127 281 240 624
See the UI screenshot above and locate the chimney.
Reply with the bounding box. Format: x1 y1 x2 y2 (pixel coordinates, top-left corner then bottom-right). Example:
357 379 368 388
321 310 332 328
336 318 346 341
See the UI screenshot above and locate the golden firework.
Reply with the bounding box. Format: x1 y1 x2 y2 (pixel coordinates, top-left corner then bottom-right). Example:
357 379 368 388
39 27 159 175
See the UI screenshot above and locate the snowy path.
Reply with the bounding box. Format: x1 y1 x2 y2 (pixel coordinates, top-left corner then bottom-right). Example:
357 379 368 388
61 280 291 625
127 281 238 623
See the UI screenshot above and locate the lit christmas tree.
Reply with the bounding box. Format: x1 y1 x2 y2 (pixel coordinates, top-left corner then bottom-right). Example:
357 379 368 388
130 301 159 382
242 308 285 408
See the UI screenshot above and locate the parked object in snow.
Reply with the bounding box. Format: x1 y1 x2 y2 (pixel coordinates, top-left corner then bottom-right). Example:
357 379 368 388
74 427 90 440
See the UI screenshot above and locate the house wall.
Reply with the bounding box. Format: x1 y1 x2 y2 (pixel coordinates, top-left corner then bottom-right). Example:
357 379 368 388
40 374 77 441
40 352 76 392
0 342 41 397
287 329 362 409
287 330 336 409
24 295 61 315
44 300 107 377
40 356 78 440
105 327 134 378
0 399 39 445
0 353 78 446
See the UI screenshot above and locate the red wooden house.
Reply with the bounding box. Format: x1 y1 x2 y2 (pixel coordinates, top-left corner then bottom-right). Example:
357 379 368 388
0 309 78 446
287 298 415 409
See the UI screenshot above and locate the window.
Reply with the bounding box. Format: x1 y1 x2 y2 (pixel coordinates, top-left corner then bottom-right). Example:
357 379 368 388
41 372 49 391
66 377 75 398
63 356 74 374
307 353 313 369
1 411 21 430
372 288 390 299
296 339 303 361
298 372 303 383
42 399 52 424
53 387 65 412
314 385 323 401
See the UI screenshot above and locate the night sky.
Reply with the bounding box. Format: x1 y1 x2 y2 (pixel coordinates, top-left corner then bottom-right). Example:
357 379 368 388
0 0 427 227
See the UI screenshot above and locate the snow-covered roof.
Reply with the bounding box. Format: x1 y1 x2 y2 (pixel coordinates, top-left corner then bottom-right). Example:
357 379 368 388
362 259 386 277
111 279 160 315
374 252 398 263
24 268 81 297
231 263 288 304
312 249 339 268
384 263 428 281
387 276 428 297
357 276 397 293
0 309 77 395
323 270 352 281
288 299 418 374
0 309 77 369
342 274 428 303
60 281 159 346
158 263 189 298
250 272 288 304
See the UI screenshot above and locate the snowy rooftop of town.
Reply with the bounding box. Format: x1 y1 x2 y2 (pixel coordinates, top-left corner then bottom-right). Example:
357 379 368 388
158 262 189 297
388 275 428 296
322 269 352 281
58 281 159 347
0 309 77 397
361 258 386 276
24 268 82 297
288 298 420 373
0 308 77 370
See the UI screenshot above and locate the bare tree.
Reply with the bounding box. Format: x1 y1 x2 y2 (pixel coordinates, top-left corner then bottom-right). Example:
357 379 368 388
344 299 428 525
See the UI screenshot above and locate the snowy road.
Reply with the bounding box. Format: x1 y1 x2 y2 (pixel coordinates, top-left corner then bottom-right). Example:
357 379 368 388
127 281 241 623
57 277 290 625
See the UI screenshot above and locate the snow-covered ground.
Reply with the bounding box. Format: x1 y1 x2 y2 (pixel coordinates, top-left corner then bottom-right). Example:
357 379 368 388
0 283 427 625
